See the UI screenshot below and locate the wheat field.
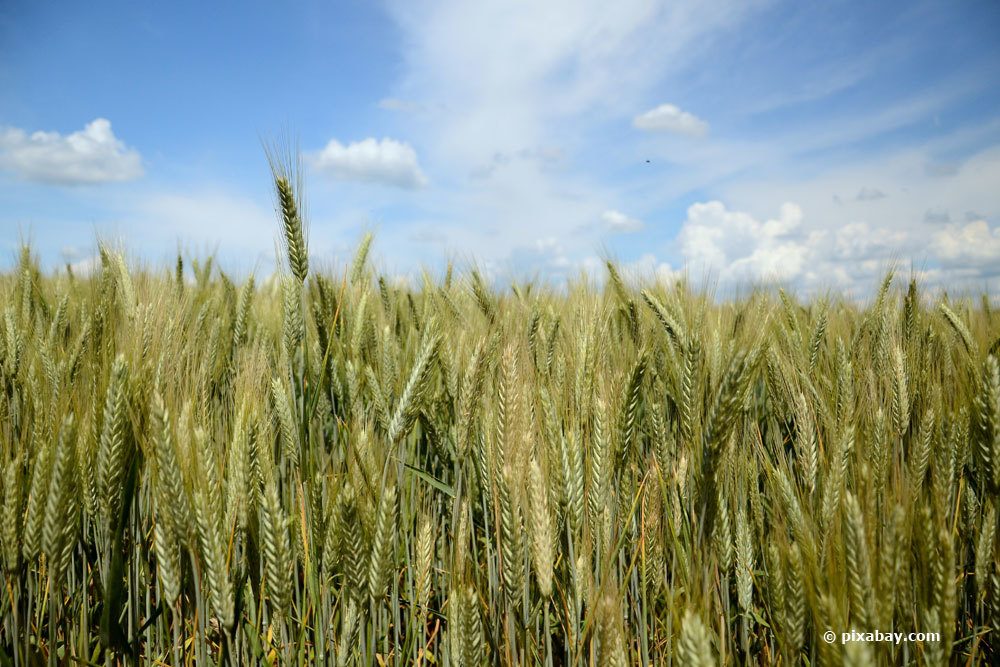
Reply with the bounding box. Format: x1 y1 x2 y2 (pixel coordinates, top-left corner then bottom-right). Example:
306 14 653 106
1 175 999 665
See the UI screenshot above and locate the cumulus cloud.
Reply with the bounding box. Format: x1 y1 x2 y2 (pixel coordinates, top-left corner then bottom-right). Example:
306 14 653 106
632 103 708 137
673 192 1000 294
678 201 809 283
601 209 644 233
934 220 1000 267
673 200 903 295
311 137 428 188
0 118 143 185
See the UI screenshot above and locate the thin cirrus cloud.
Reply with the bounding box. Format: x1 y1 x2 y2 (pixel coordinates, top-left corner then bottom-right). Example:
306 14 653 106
632 103 709 137
0 118 143 185
310 137 428 188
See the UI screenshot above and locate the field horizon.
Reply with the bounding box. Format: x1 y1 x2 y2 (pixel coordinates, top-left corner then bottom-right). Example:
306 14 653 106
9 234 997 309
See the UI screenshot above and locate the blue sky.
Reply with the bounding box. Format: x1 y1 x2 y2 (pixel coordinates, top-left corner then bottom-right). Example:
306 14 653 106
2 0 999 294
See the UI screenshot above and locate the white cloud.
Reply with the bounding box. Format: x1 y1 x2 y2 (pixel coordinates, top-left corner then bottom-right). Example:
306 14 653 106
311 137 428 188
633 103 709 137
0 118 143 184
674 199 911 293
678 201 809 284
934 220 1000 267
601 209 644 232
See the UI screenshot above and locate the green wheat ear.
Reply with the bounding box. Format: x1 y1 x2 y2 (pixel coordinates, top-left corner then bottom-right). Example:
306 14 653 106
527 458 554 597
678 611 716 667
266 141 309 283
275 176 309 282
350 232 373 285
